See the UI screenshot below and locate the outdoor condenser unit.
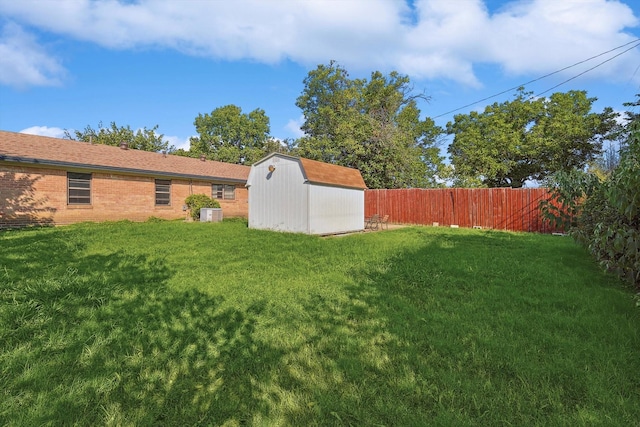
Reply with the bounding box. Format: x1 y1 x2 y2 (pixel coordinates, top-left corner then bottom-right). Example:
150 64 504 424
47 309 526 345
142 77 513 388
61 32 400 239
200 208 223 222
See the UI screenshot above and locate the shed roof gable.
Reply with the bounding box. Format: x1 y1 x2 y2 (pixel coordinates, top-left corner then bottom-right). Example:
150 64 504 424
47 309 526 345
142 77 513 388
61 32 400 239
251 152 367 190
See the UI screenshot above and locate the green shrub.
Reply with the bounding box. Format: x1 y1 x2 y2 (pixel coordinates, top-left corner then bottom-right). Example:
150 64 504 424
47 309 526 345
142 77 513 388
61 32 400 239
542 120 640 289
540 169 599 232
594 122 640 287
184 194 220 221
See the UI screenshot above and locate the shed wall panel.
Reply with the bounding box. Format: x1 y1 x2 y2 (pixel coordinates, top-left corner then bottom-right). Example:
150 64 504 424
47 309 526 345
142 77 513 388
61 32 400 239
248 156 308 233
308 185 364 235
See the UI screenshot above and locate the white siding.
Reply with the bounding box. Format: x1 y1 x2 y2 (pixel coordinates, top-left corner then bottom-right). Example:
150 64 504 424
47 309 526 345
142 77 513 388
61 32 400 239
308 185 364 235
247 153 366 235
248 156 309 233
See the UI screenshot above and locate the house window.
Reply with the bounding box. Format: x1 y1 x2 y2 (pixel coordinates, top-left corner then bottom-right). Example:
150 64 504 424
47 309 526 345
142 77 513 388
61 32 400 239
213 184 235 200
155 179 171 205
67 172 91 205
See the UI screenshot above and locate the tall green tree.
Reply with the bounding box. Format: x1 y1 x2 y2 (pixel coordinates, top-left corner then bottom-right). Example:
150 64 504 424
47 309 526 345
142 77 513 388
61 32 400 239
446 88 618 188
190 105 275 165
294 61 445 189
591 95 640 174
65 122 173 153
610 94 640 157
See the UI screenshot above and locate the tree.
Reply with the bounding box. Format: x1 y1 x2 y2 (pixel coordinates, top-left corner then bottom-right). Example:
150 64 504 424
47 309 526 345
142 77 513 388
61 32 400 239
294 61 445 189
590 95 640 175
190 105 275 165
446 88 618 188
608 94 640 158
65 122 174 153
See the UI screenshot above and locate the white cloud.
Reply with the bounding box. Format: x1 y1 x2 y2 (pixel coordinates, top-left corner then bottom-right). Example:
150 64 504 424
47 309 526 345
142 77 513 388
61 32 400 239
284 116 305 139
400 0 489 85
164 135 191 151
20 126 67 138
0 0 638 87
0 22 66 87
613 108 631 125
484 0 640 79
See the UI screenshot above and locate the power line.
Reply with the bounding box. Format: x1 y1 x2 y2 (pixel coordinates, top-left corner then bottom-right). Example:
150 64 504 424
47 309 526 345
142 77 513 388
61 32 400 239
432 38 640 119
534 40 640 97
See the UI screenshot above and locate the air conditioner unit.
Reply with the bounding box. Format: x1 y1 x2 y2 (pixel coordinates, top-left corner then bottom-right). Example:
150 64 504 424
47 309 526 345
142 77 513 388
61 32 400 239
200 208 223 222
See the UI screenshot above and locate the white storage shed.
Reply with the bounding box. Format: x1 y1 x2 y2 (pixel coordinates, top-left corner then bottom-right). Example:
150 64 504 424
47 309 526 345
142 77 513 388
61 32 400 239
246 153 367 235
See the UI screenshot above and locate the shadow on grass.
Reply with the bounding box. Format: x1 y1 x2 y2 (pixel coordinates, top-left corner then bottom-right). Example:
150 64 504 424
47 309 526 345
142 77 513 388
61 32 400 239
0 232 285 426
2 227 637 425
291 229 640 425
280 232 491 425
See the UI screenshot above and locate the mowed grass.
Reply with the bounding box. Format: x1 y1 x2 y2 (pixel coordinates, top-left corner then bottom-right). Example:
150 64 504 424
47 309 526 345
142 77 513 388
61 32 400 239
1 220 639 426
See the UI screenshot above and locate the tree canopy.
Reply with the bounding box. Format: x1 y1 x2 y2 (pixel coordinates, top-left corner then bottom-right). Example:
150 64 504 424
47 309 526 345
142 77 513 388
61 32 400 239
189 105 278 165
294 61 445 189
446 88 618 188
607 94 640 160
65 122 173 153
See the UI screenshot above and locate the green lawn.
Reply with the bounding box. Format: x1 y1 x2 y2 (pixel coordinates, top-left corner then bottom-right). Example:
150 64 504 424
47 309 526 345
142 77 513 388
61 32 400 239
1 220 639 426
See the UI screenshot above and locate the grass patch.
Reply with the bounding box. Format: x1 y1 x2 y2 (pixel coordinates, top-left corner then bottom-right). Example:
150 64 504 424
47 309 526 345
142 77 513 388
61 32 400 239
1 221 639 425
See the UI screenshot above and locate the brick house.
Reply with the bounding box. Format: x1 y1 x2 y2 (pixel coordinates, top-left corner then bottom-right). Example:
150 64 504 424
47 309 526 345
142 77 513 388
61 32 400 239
0 130 249 228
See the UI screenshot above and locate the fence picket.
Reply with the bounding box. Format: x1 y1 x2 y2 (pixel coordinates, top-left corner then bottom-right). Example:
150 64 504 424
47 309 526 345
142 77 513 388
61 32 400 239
365 188 560 233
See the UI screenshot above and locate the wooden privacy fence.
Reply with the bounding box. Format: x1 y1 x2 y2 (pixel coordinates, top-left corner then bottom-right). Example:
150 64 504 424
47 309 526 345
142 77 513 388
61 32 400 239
365 188 560 233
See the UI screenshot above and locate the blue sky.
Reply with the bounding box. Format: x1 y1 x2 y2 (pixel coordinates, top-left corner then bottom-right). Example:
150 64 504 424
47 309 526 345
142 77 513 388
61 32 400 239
1 0 639 153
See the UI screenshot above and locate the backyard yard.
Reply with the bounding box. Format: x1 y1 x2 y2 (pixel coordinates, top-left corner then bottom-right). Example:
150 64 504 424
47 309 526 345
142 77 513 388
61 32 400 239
1 219 639 426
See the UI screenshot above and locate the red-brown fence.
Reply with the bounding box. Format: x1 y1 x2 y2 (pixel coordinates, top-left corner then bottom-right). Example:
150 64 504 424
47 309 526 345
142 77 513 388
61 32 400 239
365 188 560 233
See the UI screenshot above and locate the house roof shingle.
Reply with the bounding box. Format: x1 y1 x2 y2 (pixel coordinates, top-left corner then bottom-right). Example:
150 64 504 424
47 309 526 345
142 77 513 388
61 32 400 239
0 130 249 182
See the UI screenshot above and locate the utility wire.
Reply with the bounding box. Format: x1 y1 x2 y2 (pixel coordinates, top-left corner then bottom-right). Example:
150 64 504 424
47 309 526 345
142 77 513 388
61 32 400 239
534 40 640 97
432 38 640 119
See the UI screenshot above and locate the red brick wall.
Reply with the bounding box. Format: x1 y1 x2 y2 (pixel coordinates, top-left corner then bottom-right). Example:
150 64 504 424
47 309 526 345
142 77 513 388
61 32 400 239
0 165 248 228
